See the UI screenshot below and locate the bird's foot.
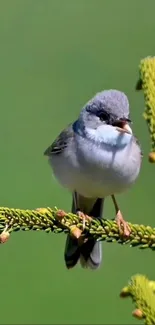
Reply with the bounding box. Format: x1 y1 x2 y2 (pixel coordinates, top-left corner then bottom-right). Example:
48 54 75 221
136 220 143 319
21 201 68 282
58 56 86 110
77 211 86 230
76 211 92 230
76 211 92 244
115 210 131 237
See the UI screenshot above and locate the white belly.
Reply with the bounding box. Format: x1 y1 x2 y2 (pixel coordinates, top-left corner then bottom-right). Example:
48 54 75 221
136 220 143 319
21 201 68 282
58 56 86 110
50 136 141 198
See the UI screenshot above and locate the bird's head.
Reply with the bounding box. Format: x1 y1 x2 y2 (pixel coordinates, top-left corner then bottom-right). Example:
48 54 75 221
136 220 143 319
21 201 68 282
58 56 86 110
76 89 133 147
80 89 132 135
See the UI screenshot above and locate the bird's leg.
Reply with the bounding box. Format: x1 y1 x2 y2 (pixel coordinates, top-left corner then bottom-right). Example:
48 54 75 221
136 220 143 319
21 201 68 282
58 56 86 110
73 192 91 231
111 195 131 237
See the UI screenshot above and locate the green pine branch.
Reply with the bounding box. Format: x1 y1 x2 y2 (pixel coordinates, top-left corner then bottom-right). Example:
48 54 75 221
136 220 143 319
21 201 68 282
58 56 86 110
136 56 155 162
118 55 155 325
0 206 155 324
0 206 154 249
0 207 155 325
121 275 155 324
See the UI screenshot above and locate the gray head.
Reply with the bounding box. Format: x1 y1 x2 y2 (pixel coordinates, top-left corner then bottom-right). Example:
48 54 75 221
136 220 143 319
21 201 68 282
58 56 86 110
79 89 131 129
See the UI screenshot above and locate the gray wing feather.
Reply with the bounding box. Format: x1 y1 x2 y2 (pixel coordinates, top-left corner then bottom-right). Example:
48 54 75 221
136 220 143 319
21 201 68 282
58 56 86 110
44 124 74 156
134 135 143 158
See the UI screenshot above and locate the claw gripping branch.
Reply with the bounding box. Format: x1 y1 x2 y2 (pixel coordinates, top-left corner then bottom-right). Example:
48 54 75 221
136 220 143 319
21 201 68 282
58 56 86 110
136 56 155 162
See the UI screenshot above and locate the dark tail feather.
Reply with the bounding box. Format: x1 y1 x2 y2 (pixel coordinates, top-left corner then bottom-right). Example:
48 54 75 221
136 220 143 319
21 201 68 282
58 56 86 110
64 235 80 269
64 192 80 269
64 192 104 270
80 198 104 270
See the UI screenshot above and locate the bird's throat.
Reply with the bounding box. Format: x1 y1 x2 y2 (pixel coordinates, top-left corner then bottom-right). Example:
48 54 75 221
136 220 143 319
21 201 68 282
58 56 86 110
85 125 132 149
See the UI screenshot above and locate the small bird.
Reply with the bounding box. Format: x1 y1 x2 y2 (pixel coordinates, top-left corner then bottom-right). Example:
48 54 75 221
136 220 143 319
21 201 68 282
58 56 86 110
44 90 142 270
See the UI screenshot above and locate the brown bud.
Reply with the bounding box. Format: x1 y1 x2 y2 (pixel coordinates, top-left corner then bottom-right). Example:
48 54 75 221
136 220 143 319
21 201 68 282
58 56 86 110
0 231 10 244
70 226 82 239
56 210 67 218
132 309 143 319
148 152 155 163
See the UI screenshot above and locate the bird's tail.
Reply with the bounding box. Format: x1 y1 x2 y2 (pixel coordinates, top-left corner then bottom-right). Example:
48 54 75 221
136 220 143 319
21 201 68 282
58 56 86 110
64 192 104 270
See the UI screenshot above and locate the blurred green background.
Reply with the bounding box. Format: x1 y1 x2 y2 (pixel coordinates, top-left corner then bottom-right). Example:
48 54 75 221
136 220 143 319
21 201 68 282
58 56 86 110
0 0 154 324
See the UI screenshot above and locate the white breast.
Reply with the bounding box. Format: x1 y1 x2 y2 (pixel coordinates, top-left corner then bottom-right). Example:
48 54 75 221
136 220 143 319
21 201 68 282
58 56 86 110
50 130 141 198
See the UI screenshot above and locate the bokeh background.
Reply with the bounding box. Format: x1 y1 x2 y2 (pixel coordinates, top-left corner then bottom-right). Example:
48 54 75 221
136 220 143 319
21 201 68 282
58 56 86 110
0 0 155 324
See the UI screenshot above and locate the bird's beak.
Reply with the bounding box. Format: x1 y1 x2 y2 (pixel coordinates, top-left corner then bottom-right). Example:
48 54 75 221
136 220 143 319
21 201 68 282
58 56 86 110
113 118 132 135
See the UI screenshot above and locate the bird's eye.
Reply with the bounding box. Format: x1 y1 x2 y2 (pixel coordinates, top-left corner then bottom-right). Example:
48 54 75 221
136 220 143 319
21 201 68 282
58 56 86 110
98 111 109 122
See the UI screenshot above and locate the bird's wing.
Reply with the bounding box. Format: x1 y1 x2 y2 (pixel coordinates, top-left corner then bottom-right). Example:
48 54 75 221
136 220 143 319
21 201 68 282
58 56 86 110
44 124 74 156
134 136 143 158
